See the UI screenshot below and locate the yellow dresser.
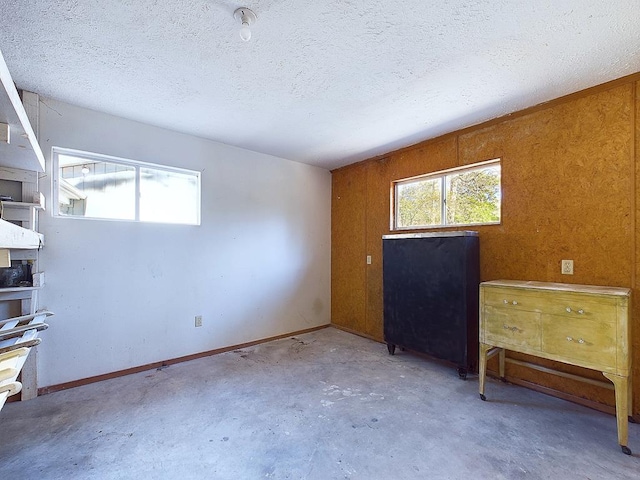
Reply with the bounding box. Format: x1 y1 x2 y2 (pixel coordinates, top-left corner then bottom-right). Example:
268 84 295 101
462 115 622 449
478 280 632 454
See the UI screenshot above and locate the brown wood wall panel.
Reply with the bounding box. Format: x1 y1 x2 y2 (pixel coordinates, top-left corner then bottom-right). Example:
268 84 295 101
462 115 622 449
332 74 640 414
392 138 459 181
364 158 388 340
460 85 633 287
331 162 367 333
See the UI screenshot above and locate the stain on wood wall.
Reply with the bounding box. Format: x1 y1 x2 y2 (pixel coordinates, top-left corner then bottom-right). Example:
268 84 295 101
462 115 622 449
331 75 640 415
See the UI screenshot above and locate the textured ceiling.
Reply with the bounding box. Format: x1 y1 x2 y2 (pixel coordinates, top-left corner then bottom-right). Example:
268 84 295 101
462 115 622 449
1 1 639 170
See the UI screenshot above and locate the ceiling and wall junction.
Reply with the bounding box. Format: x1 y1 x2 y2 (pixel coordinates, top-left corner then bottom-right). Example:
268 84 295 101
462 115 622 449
0 1 639 169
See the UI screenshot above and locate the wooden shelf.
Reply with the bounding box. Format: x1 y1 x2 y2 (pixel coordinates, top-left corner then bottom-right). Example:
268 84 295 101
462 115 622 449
1 201 44 233
1 201 43 210
0 217 43 249
0 286 41 302
0 286 40 294
0 49 45 173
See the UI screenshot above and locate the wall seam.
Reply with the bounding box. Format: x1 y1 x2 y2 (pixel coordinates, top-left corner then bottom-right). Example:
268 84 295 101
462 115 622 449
631 81 638 416
364 164 370 335
632 81 637 291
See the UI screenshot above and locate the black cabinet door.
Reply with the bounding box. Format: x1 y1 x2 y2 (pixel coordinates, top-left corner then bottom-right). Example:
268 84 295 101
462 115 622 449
383 233 479 370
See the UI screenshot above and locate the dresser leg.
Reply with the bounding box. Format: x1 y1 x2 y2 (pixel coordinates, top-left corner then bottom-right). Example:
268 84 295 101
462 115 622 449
499 348 506 380
602 372 631 454
479 343 491 401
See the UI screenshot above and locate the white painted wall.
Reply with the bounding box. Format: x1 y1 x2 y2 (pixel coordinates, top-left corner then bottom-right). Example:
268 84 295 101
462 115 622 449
36 98 331 387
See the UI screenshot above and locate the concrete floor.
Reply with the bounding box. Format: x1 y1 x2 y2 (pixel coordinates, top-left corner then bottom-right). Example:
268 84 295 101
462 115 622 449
0 327 638 479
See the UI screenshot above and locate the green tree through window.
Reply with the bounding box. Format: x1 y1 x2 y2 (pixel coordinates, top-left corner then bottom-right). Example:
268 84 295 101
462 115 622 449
446 167 500 224
397 178 441 227
395 161 500 229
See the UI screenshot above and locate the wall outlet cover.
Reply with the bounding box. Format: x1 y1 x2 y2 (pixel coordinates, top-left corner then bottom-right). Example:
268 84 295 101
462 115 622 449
561 259 574 275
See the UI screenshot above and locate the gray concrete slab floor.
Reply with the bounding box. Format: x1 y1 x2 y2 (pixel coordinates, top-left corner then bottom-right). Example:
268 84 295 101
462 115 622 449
0 327 638 479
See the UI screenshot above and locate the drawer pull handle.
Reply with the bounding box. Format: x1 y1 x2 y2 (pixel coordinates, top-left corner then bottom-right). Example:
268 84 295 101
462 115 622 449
566 307 585 314
566 336 586 344
503 324 520 332
512 301 518 305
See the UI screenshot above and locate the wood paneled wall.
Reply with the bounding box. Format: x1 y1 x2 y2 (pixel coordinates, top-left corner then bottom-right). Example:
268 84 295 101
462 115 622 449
331 74 640 415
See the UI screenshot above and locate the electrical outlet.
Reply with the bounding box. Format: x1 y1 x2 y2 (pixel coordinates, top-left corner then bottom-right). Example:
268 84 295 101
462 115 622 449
561 260 574 275
195 315 203 327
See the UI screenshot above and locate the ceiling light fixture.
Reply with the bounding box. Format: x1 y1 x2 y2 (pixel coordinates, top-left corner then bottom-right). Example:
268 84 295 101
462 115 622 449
234 7 257 42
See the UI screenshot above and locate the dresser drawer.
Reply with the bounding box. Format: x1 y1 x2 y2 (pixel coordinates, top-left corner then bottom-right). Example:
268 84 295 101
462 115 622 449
541 315 617 369
538 293 617 321
483 305 541 349
482 288 544 312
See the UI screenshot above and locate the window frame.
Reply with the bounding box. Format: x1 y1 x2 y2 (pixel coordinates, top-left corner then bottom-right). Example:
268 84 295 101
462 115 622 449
393 159 501 231
51 146 201 225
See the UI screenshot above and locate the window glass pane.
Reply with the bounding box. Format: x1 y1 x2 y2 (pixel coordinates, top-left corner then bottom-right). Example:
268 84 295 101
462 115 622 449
58 154 135 220
54 149 201 225
393 160 501 230
445 165 501 225
139 168 199 224
397 177 442 228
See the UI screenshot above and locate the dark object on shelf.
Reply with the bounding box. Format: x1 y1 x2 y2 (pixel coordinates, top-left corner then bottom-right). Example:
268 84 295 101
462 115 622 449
0 263 32 287
0 195 13 201
383 232 480 377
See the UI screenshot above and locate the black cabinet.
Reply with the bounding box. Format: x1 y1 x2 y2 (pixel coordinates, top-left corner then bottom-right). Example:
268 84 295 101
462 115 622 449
382 232 480 377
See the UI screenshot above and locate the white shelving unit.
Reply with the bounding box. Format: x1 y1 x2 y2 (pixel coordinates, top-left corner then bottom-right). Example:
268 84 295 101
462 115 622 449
0 47 49 404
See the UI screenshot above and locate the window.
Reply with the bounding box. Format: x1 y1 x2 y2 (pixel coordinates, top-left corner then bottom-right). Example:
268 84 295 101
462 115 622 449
52 147 200 225
394 159 501 229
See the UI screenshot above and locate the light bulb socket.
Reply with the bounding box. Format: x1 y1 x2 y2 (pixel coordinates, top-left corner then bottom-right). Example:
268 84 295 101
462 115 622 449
234 7 257 41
